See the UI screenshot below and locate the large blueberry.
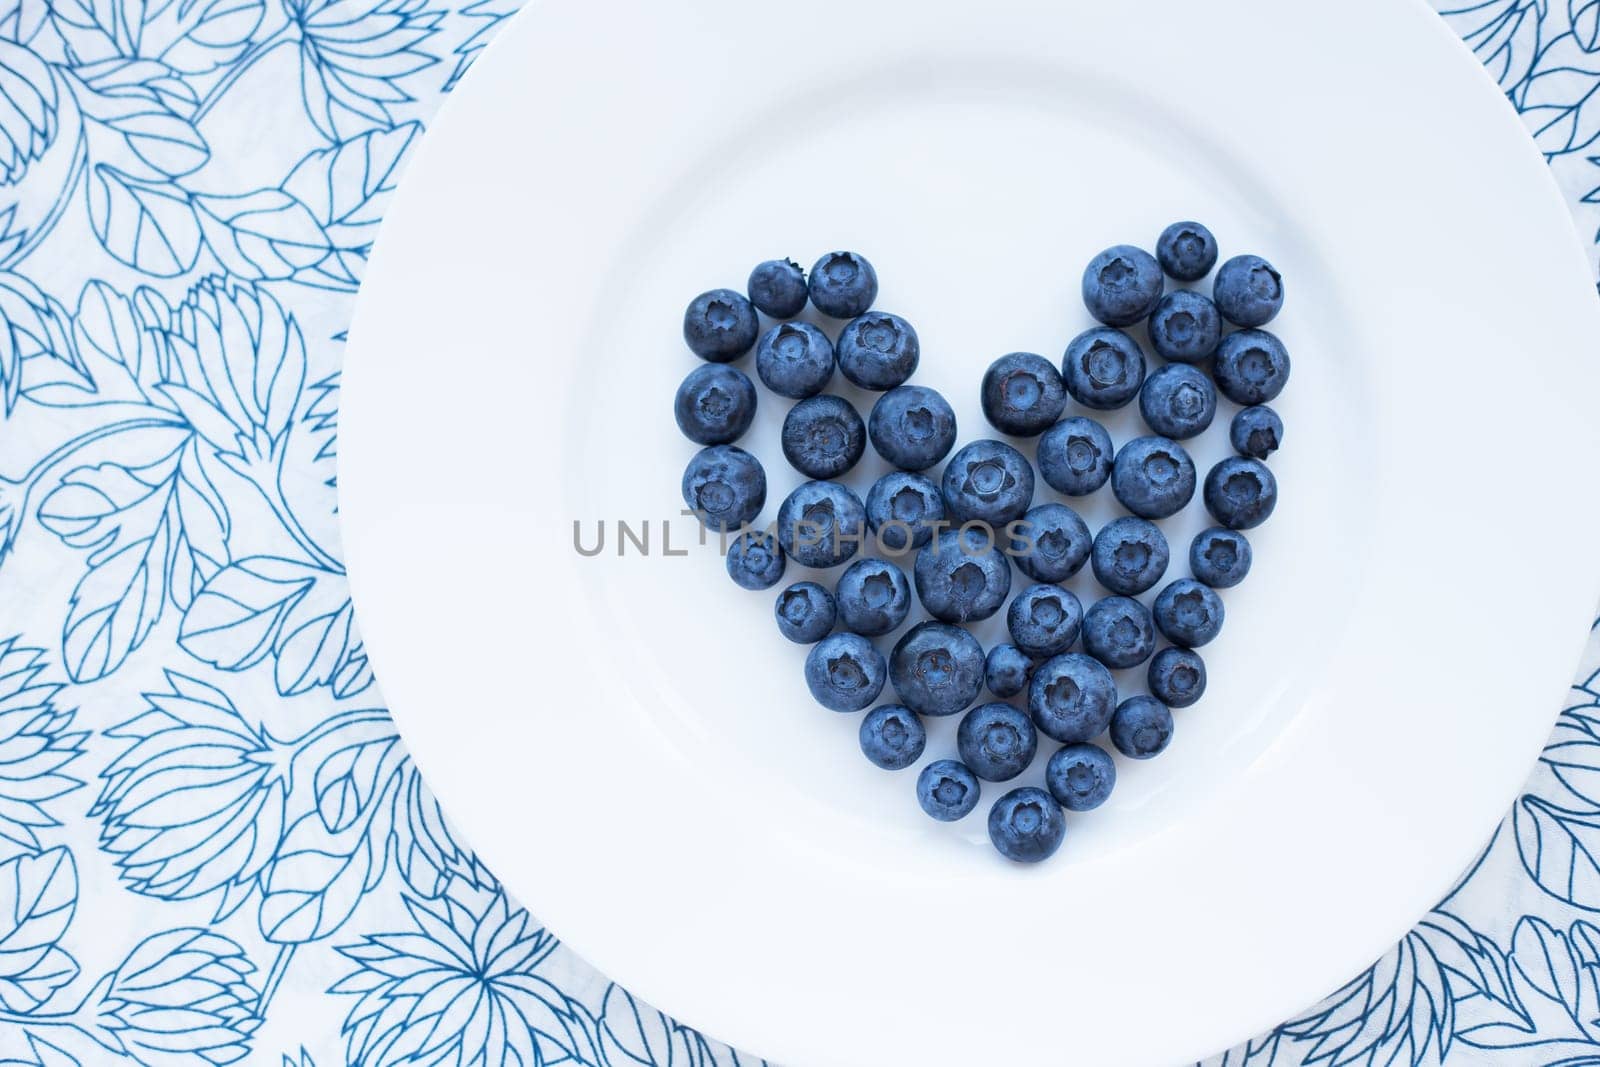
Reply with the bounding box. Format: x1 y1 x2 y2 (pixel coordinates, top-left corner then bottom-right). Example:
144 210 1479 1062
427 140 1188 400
1203 457 1278 530
1045 743 1116 812
941 440 1034 526
726 529 786 590
747 258 808 318
1148 647 1206 708
913 527 1012 624
1111 435 1196 520
1010 503 1092 583
683 289 759 363
1214 254 1284 327
1110 695 1174 759
1147 290 1222 364
781 395 865 479
1231 405 1283 459
1082 245 1164 327
776 481 867 568
1156 221 1218 282
865 471 945 553
1139 363 1216 441
987 786 1066 863
1028 653 1117 743
1037 416 1114 496
1214 329 1291 405
1007 584 1083 659
774 581 836 644
835 557 912 637
755 322 834 400
958 703 1038 783
808 251 878 318
804 632 886 712
682 445 766 532
837 311 919 390
889 621 986 717
1082 596 1156 669
1190 527 1253 588
916 759 981 822
984 643 1032 699
981 352 1066 437
1091 516 1169 596
1062 328 1146 411
1153 578 1225 648
868 385 957 471
674 363 757 446
859 705 926 770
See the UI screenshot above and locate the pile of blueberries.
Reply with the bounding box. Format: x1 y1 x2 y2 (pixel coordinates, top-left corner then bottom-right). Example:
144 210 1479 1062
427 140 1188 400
674 225 1286 864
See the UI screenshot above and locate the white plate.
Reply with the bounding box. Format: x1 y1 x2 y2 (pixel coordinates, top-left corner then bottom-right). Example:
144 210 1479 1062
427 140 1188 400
338 1 1600 1064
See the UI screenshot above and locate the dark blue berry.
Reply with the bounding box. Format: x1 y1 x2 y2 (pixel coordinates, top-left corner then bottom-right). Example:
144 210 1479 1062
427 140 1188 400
774 582 836 643
835 557 911 637
1153 578 1225 648
984 644 1032 698
1110 695 1173 759
837 311 919 390
683 288 758 362
1082 245 1164 327
781 395 865 479
981 352 1066 436
808 251 878 318
1037 417 1114 496
1213 254 1284 327
747 259 807 318
1139 363 1216 440
1091 516 1169 596
1007 584 1083 659
1111 436 1196 519
1147 290 1221 364
1062 328 1146 410
865 471 944 552
1082 596 1156 669
1156 221 1218 281
958 703 1038 782
1148 647 1206 708
987 786 1065 863
674 363 757 446
867 385 957 471
1214 330 1290 405
917 759 981 821
682 445 765 532
755 322 834 399
804 632 886 712
941 440 1034 526
726 529 785 590
1010 503 1092 583
1231 405 1283 459
913 527 1012 624
859 705 926 770
776 481 866 568
890 621 985 717
1190 527 1252 588
1203 457 1277 530
1028 653 1117 743
1046 743 1116 812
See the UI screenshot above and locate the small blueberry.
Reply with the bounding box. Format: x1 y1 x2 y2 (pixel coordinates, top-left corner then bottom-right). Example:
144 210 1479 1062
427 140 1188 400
1190 527 1253 588
804 632 886 713
987 786 1066 863
1045 743 1116 812
1006 584 1084 659
835 557 912 636
774 582 836 644
1111 436 1196 520
865 471 945 552
726 529 786 590
1203 457 1278 530
916 759 981 821
1156 221 1219 281
889 621 986 717
1110 695 1174 759
837 311 919 390
1231 405 1283 459
867 385 957 471
941 440 1035 526
682 445 766 532
1037 417 1115 496
755 322 835 399
1139 363 1217 440
1148 647 1206 708
913 527 1013 624
1082 245 1164 327
958 703 1039 782
859 705 927 770
776 481 867 568
984 644 1032 699
1153 578 1225 648
674 363 757 446
1147 290 1222 364
683 288 759 362
1213 254 1284 327
1214 330 1291 405
1091 516 1169 596
1062 328 1146 410
1082 596 1156 670
1010 503 1092 583
781 395 866 479
808 251 878 318
747 258 808 318
1028 653 1117 743
981 352 1066 437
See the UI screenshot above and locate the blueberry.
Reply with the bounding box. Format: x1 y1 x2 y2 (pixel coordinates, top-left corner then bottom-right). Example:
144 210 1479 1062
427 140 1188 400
1110 695 1173 759
868 385 957 471
865 471 944 553
1153 578 1225 648
1139 363 1216 442
985 644 1032 698
859 705 926 770
726 529 786 590
777 481 867 568
808 251 878 318
1148 647 1206 708
1231 405 1283 459
941 440 1034 526
1010 503 1092 583
836 557 912 636
1028 653 1117 743
1045 743 1116 812
1062 328 1146 411
1091 516 1169 596
782 395 865 479
674 364 757 445
916 759 981 821
1190 527 1253 588
1147 290 1222 364
747 258 808 318
1082 245 1164 327
1213 254 1284 327
682 445 766 532
913 527 1012 624
1213 330 1291 405
1037 417 1114 496
987 786 1066 863
683 288 759 362
890 621 985 717
1110 436 1196 520
1156 221 1219 282
774 582 836 643
804 632 886 712
958 703 1039 783
981 352 1066 437
1007 584 1084 659
755 322 834 399
1203 457 1277 530
837 311 919 390
1082 596 1156 669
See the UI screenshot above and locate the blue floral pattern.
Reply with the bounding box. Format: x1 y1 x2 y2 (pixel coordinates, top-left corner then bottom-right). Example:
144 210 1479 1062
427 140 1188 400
0 0 1594 1062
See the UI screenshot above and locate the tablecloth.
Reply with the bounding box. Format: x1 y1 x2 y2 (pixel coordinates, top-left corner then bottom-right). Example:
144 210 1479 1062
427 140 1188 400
0 0 1590 1063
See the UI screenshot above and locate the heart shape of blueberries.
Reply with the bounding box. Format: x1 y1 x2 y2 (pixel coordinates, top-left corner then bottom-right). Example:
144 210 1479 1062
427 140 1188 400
675 229 1286 864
